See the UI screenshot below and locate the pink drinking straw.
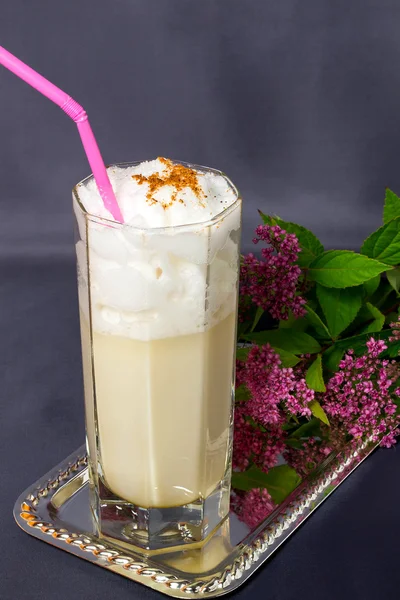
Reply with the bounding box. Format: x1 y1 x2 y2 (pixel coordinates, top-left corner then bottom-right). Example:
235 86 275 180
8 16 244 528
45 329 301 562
0 45 124 223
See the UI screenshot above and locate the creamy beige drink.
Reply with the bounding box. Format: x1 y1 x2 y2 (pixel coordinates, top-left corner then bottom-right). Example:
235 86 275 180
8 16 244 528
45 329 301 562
92 312 235 507
74 158 241 548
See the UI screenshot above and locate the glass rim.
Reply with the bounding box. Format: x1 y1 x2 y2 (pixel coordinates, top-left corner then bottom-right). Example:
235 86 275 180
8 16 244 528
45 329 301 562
72 159 242 233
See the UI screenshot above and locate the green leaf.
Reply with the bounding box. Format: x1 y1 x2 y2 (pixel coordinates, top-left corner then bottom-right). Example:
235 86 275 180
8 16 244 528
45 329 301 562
236 347 250 361
236 342 300 367
393 396 400 415
305 355 326 392
370 279 395 309
282 421 298 431
243 329 321 354
259 212 278 226
304 305 331 339
353 302 385 335
363 275 381 298
259 212 324 267
308 251 390 288
291 417 322 439
383 341 400 359
335 328 393 354
387 267 400 293
316 285 363 338
274 349 302 367
284 438 304 449
385 311 398 325
357 302 385 334
383 188 400 224
231 468 271 493
361 217 400 265
250 307 264 332
231 465 301 504
322 345 345 373
235 385 251 401
309 399 330 425
237 320 251 340
279 311 308 332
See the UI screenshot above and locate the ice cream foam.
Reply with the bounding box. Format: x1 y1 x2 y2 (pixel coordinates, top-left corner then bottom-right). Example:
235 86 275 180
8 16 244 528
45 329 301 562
74 158 241 341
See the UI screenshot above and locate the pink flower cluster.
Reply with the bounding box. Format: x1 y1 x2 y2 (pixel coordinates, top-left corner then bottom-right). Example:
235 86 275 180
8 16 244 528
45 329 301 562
284 437 332 478
233 344 315 475
236 344 315 428
321 339 400 448
233 406 285 472
240 224 306 320
390 315 400 343
231 224 400 527
232 488 276 529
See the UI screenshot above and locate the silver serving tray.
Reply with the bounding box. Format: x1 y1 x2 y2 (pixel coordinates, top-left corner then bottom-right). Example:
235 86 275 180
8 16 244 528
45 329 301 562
14 440 377 597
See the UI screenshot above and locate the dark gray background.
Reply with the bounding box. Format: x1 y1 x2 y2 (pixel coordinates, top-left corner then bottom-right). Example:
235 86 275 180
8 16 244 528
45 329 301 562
2 2 400 599
2 1 400 256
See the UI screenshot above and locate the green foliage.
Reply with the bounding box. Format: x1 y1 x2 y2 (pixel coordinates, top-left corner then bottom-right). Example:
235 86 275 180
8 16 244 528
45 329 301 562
303 305 331 339
231 465 301 504
243 329 321 354
305 355 326 393
308 251 390 288
383 188 400 224
356 303 385 334
387 267 400 293
334 328 393 354
383 341 400 359
370 279 395 309
363 275 381 298
322 345 345 373
235 385 251 402
316 285 363 339
250 306 264 332
273 349 302 367
279 311 308 331
361 217 400 265
236 347 250 361
290 418 322 439
385 311 398 325
235 191 400 505
259 212 324 266
236 340 300 367
309 400 330 425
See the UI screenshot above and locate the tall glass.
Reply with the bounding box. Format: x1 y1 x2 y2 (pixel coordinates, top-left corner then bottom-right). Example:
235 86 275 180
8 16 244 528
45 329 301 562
73 161 242 550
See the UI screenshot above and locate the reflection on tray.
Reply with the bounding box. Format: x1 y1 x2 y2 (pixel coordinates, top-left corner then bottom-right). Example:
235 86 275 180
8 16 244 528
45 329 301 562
14 438 376 596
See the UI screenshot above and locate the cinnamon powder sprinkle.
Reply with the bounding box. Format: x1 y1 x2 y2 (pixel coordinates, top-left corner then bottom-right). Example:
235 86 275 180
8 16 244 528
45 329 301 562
131 157 205 209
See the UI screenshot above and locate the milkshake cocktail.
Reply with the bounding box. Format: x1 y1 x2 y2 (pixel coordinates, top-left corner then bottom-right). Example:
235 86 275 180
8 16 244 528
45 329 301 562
73 158 241 549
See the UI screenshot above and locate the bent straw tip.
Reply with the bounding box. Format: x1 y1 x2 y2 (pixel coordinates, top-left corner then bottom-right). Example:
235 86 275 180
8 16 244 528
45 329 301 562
62 97 87 123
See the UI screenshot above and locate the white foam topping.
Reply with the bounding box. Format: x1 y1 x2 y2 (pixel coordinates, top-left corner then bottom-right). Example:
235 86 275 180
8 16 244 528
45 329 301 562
74 158 241 341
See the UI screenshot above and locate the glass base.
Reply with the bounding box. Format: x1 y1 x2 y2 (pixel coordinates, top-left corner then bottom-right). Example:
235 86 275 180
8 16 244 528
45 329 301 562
90 474 231 551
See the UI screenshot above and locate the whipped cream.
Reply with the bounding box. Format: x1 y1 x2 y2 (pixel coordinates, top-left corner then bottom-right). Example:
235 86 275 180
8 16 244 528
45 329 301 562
74 158 241 341
77 158 237 228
